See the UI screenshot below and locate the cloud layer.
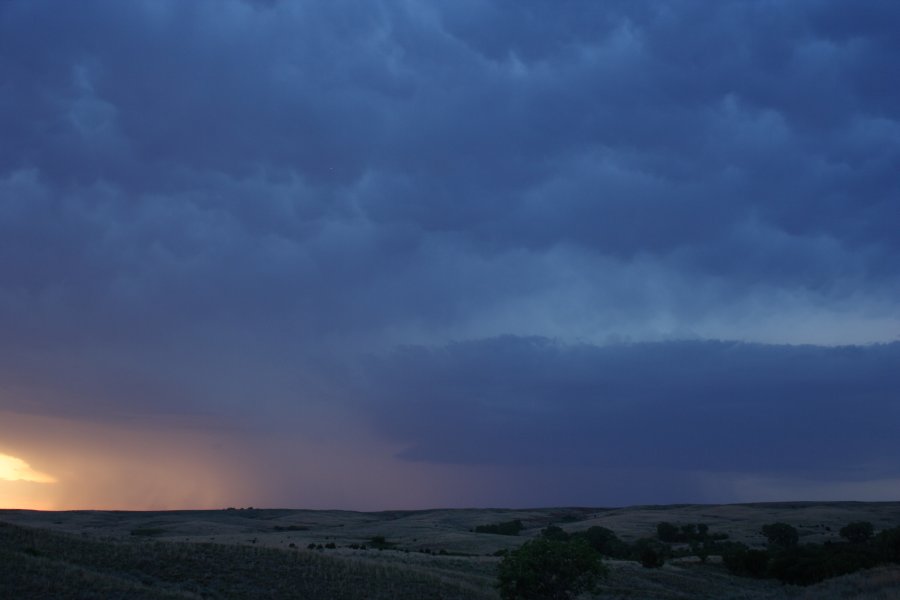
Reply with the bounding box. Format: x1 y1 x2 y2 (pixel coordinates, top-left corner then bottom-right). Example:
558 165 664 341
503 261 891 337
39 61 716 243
362 338 900 474
1 0 898 507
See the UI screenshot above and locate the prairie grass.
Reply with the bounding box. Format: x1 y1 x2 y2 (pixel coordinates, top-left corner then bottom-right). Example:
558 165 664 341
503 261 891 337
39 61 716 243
3 503 899 599
797 567 900 600
0 521 494 599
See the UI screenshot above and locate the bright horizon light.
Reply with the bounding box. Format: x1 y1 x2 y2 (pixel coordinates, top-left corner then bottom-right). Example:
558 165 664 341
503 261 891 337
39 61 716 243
0 453 57 484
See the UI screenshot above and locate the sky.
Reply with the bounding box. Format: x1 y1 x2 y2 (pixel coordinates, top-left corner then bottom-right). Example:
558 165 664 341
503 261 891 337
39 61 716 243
1 0 899 511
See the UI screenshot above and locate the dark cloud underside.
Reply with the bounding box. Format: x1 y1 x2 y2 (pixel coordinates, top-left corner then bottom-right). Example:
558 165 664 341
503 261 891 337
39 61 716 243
362 338 900 477
1 0 898 507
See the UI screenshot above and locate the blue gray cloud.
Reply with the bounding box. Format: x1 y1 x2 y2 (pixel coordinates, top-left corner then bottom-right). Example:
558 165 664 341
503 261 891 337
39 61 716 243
361 337 900 477
1 0 899 506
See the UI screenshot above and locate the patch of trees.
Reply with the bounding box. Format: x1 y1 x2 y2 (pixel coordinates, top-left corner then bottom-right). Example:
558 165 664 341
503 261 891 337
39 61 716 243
761 522 799 549
474 519 525 536
840 521 874 544
540 524 669 566
494 522 683 599
656 521 728 543
496 538 605 600
578 525 630 559
368 535 396 550
720 521 900 586
495 519 900 596
130 527 166 537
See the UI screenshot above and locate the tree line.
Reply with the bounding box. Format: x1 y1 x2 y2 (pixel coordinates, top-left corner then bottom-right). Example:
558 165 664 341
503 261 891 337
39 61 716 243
494 519 900 599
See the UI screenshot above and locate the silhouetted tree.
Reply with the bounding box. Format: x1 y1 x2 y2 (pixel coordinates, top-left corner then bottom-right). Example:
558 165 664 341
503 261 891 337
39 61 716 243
761 523 799 549
656 522 679 543
721 542 768 577
632 538 668 568
476 520 525 536
840 521 874 544
541 525 570 541
680 524 697 540
690 540 711 563
875 526 900 563
497 538 606 600
577 526 629 558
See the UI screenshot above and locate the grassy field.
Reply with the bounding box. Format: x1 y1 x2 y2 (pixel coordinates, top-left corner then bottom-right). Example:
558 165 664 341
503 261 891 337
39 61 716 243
1 502 899 599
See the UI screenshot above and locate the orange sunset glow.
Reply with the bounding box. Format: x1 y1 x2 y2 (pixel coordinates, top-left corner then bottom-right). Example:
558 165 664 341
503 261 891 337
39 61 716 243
0 453 56 483
0 411 247 511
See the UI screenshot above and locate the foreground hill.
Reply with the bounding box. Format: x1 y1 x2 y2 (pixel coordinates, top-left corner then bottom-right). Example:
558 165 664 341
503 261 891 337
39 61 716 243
0 520 490 600
2 502 899 599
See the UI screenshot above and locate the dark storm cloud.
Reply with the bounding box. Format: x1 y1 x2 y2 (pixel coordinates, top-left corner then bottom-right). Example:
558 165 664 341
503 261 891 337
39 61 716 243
2 0 897 292
361 337 900 478
1 0 898 499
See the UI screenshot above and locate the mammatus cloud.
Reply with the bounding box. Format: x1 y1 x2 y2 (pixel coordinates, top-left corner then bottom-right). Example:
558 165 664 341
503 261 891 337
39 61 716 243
0 453 56 483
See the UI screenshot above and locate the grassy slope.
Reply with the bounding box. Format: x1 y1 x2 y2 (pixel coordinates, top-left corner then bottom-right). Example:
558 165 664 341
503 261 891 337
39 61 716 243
3 504 900 599
0 521 495 600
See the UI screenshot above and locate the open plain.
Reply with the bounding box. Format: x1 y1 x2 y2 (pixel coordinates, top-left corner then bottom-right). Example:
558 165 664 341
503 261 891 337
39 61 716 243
2 502 900 599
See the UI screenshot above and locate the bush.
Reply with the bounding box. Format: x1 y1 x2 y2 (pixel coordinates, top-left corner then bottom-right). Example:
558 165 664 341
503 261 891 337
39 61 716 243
875 526 900 563
742 550 770 577
655 522 716 543
840 522 874 544
631 538 668 568
761 523 799 549
540 525 569 541
130 528 166 537
497 538 606 600
721 542 767 577
369 536 395 550
639 547 664 568
475 520 525 536
656 522 679 543
768 543 880 585
690 540 712 563
575 526 629 559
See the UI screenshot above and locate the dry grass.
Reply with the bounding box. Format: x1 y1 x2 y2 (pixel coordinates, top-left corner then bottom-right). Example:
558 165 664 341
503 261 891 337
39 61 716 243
0 521 494 600
2 502 899 599
796 567 900 600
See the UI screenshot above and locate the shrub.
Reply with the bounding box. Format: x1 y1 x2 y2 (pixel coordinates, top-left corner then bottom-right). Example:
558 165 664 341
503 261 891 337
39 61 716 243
273 525 309 532
761 523 799 549
369 536 396 550
742 550 770 577
631 538 668 568
690 541 711 563
721 542 768 577
540 525 569 541
475 520 525 536
130 528 166 537
656 522 679 543
840 522 874 544
497 538 606 600
768 543 880 585
576 526 629 559
639 547 664 568
875 526 900 563
655 522 716 543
